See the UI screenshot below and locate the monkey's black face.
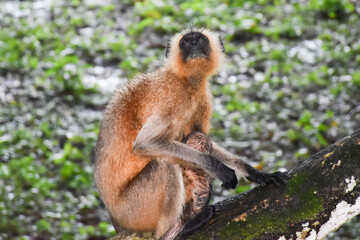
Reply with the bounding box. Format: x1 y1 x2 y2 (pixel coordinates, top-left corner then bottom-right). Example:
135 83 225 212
179 32 210 61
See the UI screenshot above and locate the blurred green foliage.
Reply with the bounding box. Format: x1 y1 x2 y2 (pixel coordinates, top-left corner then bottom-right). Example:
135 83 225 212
0 0 359 239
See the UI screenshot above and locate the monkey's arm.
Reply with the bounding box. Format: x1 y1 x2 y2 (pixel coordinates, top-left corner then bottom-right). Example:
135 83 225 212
132 115 237 189
211 142 290 186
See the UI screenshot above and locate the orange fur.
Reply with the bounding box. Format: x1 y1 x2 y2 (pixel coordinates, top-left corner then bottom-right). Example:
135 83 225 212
166 28 224 80
94 28 225 239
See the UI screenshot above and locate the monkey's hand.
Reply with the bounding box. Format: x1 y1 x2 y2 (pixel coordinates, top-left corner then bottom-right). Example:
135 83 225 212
245 164 291 187
208 155 237 189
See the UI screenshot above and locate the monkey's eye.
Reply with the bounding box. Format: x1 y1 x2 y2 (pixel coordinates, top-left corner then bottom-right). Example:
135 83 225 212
183 39 189 45
198 37 204 43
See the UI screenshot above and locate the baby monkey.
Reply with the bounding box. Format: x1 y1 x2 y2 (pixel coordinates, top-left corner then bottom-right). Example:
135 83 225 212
94 28 289 240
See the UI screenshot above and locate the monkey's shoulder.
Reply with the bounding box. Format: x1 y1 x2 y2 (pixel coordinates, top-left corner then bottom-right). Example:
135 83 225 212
120 71 201 105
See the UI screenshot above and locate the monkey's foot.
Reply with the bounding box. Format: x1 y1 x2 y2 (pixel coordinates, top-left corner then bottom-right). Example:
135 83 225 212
245 164 291 187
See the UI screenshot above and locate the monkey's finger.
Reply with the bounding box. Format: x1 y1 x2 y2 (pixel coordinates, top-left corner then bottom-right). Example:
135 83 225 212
277 175 288 184
257 179 266 187
269 176 281 187
273 171 291 184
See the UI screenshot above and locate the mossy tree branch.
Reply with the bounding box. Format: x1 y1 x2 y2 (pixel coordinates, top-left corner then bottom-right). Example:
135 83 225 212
111 129 360 240
189 129 360 240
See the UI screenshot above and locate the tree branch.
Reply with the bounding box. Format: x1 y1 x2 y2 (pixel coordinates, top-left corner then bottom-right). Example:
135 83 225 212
189 129 360 240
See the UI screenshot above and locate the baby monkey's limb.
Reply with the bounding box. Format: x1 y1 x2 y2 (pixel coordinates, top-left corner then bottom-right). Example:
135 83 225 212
162 131 214 240
181 131 215 230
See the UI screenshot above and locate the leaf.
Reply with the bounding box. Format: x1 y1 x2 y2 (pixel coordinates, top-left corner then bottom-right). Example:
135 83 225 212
36 219 51 233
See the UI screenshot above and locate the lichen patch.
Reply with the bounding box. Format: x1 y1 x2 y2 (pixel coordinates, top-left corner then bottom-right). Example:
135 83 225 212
312 221 320 227
305 229 317 240
262 199 269 208
232 213 247 222
323 151 334 159
330 160 341 170
321 151 334 167
278 235 294 240
345 176 356 193
302 222 309 227
317 197 360 239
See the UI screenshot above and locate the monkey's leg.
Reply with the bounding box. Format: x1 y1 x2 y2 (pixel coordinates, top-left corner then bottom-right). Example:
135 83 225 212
211 142 290 186
112 160 185 239
109 212 122 233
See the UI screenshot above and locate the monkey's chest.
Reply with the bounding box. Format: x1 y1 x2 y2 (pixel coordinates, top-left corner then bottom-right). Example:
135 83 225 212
181 120 200 140
180 108 211 141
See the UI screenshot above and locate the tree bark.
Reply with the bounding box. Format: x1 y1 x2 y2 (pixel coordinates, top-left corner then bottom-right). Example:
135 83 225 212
111 129 360 240
189 129 360 240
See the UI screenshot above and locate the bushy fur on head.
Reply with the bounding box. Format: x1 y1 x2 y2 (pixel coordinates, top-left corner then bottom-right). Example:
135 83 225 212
165 28 225 79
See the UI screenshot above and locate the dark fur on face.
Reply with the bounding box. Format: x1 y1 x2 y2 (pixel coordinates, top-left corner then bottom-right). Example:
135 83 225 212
165 32 225 59
178 32 211 61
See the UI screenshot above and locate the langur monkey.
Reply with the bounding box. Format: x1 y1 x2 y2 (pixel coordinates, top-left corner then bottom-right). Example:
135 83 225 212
94 28 289 239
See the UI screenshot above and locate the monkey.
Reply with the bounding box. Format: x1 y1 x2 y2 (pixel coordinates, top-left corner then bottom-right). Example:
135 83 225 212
93 27 289 240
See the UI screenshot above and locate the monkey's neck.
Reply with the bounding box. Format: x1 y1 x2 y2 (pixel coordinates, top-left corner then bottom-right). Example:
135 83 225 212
186 73 209 90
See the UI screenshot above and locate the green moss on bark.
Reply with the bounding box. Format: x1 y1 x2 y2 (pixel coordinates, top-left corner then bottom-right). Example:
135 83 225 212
196 174 324 240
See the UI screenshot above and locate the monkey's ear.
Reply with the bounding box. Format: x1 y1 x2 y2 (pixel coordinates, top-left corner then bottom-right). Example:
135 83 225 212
165 42 170 58
219 36 225 53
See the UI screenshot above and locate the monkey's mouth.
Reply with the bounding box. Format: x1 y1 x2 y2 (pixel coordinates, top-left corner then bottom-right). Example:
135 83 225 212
186 52 208 60
184 49 209 61
182 47 210 61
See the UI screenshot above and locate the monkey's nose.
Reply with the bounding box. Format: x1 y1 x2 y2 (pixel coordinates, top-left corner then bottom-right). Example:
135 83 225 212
190 40 197 46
